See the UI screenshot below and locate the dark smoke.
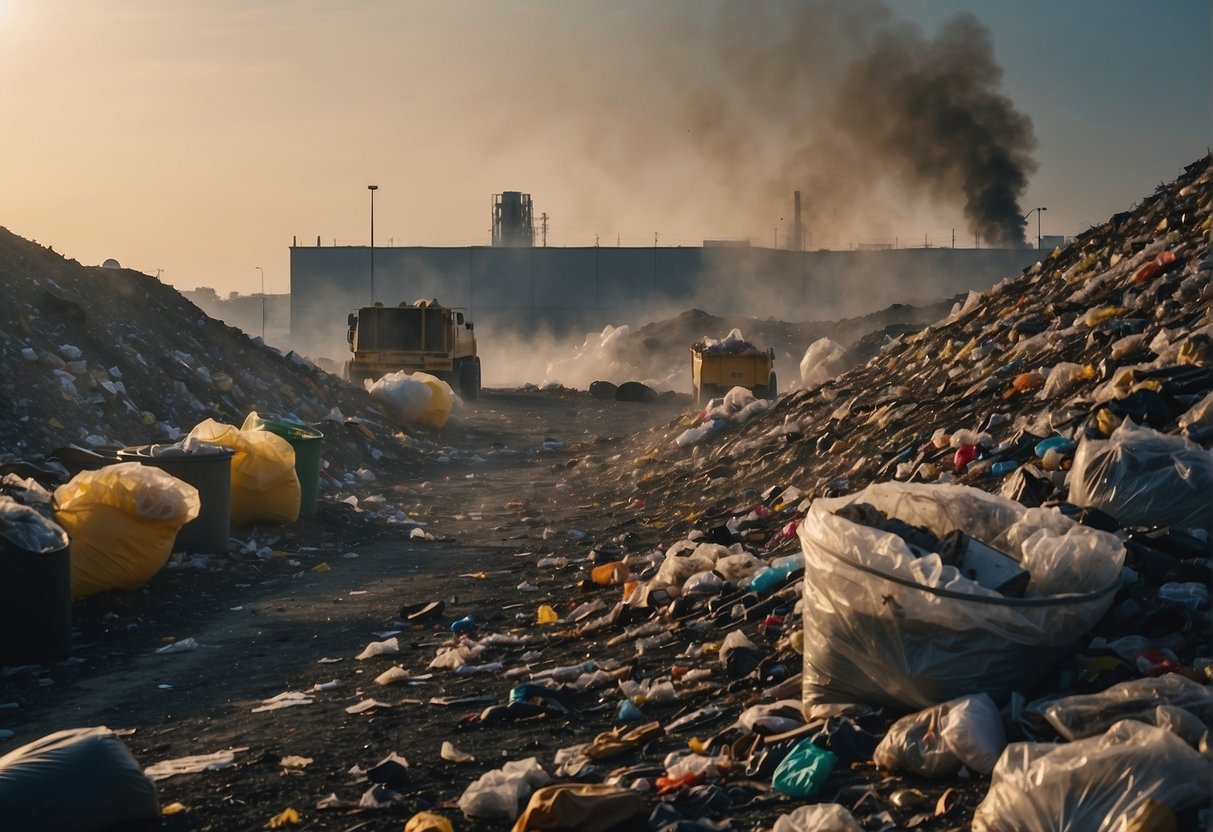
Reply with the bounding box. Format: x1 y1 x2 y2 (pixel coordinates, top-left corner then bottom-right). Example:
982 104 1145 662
667 1 1039 247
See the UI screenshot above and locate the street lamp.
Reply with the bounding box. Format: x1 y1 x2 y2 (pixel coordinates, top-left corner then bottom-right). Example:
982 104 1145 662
1024 206 1047 250
368 184 379 303
255 266 265 340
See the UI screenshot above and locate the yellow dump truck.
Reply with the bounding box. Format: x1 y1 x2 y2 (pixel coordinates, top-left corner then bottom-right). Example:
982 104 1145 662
691 339 776 404
345 300 480 400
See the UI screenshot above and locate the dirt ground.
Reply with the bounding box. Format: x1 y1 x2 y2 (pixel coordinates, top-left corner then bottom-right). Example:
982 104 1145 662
4 389 726 831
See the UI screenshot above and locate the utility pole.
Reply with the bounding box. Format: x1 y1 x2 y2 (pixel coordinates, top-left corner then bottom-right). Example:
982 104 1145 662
952 228 955 249
367 185 378 304
540 213 549 247
255 266 265 340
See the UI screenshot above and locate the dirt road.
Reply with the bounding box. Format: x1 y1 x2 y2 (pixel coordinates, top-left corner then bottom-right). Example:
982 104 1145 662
3 389 691 831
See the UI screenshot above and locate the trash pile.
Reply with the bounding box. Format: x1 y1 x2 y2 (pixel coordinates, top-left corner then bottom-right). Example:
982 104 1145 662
544 301 957 393
0 226 423 476
469 154 1209 829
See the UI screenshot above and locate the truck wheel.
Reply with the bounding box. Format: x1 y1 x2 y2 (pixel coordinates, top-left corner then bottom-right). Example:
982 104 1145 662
460 357 481 401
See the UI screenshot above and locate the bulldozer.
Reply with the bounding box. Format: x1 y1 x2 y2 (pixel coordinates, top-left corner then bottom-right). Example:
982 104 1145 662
690 339 776 404
344 299 481 400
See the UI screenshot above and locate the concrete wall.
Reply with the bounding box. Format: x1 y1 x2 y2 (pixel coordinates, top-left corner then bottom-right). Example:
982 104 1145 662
289 245 1039 361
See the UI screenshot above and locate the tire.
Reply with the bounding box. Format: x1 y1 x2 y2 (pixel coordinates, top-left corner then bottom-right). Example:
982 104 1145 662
460 356 481 401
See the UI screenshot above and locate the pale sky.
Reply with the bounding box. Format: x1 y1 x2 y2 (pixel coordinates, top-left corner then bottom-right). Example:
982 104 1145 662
1 0 1209 296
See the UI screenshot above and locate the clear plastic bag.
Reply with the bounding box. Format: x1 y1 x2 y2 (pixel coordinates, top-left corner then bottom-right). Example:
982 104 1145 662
799 483 1122 711
457 757 550 820
874 693 1007 777
971 721 1213 832
187 417 300 526
799 338 849 389
771 803 863 832
1042 674 1213 741
0 497 68 553
1069 419 1213 531
53 463 200 599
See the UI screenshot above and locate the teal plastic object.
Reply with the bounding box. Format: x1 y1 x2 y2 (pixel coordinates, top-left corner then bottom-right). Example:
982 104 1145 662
771 739 836 798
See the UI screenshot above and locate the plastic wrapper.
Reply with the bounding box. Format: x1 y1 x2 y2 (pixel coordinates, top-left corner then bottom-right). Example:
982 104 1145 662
971 721 1213 832
0 726 160 832
799 337 849 389
1042 674 1213 741
457 757 550 820
0 497 68 553
1036 361 1084 400
1069 419 1213 531
874 693 1006 777
365 370 454 429
1178 390 1213 430
771 803 863 832
187 417 300 525
652 541 729 588
53 463 200 600
798 483 1122 711
770 739 835 798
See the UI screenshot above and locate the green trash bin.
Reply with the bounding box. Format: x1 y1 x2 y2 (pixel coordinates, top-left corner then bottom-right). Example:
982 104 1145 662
256 421 324 515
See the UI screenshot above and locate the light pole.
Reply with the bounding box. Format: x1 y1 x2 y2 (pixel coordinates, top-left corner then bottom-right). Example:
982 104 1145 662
1024 206 1047 249
255 266 265 340
368 184 379 303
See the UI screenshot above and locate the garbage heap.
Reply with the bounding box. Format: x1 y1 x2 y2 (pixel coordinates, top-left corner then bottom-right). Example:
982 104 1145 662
395 155 1210 832
0 226 420 476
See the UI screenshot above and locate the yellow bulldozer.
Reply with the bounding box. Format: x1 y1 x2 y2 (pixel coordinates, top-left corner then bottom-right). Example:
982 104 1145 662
690 334 776 404
345 299 481 400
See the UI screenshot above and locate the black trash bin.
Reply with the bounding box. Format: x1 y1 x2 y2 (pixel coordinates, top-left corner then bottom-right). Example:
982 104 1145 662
117 443 235 553
0 499 72 665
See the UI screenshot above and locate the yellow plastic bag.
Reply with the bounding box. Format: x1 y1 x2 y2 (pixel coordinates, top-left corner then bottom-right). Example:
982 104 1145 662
187 418 301 525
365 371 454 429
54 462 200 600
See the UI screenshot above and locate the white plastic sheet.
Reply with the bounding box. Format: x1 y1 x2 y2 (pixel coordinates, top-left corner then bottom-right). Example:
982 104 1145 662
771 803 863 832
457 757 550 820
971 721 1213 832
799 483 1122 711
799 338 849 389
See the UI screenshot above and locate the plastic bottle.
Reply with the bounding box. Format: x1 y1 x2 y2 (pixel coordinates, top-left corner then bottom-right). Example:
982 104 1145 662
535 660 597 682
1034 435 1076 458
991 460 1019 476
450 616 477 636
749 554 804 597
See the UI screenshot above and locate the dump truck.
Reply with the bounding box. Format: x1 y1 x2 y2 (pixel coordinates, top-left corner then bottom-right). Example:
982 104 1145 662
690 337 776 404
345 299 481 400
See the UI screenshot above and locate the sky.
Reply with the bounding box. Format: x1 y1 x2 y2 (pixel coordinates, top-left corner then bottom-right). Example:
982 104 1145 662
0 0 1209 297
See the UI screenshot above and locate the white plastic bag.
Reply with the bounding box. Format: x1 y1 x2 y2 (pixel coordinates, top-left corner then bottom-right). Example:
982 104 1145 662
798 482 1122 711
799 338 849 389
1069 419 1213 530
874 693 1006 777
972 721 1213 832
457 757 550 820
1042 674 1213 741
771 803 863 832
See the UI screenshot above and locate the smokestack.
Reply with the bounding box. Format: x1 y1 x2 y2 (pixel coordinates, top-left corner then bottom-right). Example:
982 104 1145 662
792 191 803 251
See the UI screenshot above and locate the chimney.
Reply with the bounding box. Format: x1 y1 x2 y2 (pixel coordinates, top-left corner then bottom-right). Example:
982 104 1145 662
791 191 803 251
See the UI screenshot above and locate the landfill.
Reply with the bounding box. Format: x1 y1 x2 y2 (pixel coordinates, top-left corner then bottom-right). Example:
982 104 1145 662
0 154 1210 832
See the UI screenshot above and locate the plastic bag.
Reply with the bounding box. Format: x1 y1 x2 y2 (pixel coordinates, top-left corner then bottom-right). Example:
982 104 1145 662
53 463 200 600
1042 674 1213 741
511 784 647 832
652 541 729 588
0 497 68 553
771 738 836 798
799 338 849 389
1069 419 1213 531
0 726 160 832
874 693 1006 777
365 371 454 429
971 721 1213 832
798 482 1121 711
187 418 300 525
771 803 863 832
457 757 550 820
1036 361 1084 400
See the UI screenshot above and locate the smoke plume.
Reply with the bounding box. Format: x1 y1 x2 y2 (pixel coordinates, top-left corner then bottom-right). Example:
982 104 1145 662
576 1 1039 247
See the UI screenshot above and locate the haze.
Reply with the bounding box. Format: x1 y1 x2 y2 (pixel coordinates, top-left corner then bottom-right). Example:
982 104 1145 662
0 0 1209 296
